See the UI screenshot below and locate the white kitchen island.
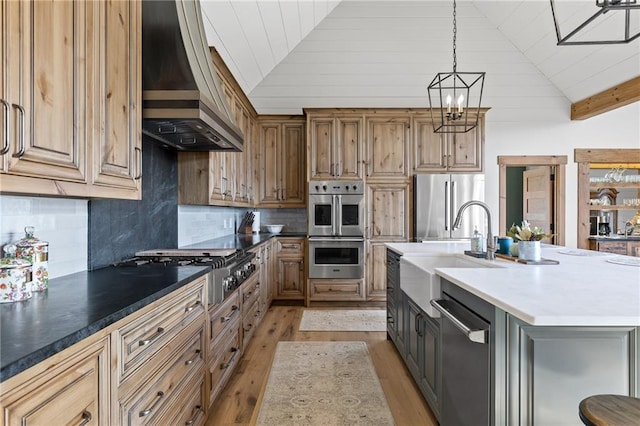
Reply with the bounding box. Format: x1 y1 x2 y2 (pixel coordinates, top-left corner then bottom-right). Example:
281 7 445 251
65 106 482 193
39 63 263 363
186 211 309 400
385 242 640 426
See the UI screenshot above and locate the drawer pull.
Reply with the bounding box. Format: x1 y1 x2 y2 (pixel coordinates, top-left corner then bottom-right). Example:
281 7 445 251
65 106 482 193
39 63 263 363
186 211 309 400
220 347 239 370
244 323 253 333
184 349 201 366
138 327 165 346
79 410 92 426
139 391 165 417
185 300 201 313
185 405 202 425
220 305 239 323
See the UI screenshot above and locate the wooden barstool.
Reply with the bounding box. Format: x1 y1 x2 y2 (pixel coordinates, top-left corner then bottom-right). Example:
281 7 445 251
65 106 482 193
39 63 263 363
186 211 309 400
579 394 640 426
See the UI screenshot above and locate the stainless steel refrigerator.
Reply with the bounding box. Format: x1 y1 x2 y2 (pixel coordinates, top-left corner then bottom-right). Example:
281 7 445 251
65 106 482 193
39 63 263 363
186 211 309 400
414 174 486 241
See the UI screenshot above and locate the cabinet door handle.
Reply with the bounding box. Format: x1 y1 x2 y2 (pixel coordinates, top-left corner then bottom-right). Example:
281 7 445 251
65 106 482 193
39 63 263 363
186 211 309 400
184 349 201 366
220 347 239 370
0 99 9 155
11 104 25 158
134 147 142 180
185 300 201 313
139 391 165 417
78 410 92 426
184 405 202 425
220 305 239 322
138 327 165 346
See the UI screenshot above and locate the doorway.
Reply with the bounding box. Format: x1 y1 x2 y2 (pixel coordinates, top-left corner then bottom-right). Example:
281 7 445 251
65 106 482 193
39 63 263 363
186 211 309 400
498 156 567 246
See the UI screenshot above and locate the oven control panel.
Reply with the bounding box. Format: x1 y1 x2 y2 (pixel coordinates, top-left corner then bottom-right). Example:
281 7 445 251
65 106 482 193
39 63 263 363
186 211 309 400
309 181 364 194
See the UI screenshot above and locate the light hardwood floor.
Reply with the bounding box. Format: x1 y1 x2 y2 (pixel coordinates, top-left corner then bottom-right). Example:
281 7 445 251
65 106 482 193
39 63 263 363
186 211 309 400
204 305 438 426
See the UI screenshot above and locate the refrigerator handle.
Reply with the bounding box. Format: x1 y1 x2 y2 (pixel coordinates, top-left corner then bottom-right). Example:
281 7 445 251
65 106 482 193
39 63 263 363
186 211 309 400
445 181 450 231
452 180 458 226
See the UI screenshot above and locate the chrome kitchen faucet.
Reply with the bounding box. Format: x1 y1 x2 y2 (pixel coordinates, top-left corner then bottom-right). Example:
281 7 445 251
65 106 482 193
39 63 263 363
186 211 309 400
453 200 497 260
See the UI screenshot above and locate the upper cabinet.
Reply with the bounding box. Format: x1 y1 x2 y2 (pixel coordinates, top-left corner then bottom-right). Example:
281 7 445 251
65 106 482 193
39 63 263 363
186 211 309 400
365 115 411 180
257 117 306 207
413 113 485 173
0 0 141 199
308 111 364 180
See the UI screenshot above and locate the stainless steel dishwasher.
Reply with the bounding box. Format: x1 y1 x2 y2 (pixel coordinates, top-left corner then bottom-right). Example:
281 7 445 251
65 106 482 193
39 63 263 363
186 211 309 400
431 280 493 426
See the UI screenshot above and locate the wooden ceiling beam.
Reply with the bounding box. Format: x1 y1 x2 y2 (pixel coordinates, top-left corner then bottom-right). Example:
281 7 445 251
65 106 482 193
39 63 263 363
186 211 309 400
571 76 640 120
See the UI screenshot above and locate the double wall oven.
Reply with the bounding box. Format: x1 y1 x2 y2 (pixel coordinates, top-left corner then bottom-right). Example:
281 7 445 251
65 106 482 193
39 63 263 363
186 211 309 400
308 181 364 279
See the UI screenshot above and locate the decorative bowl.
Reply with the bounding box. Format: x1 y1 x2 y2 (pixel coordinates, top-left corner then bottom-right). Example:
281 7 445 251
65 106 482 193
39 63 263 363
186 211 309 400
265 224 284 234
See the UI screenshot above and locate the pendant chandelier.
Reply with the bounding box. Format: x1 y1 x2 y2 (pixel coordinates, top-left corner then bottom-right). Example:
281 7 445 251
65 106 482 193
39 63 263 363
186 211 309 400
550 0 640 45
427 0 485 134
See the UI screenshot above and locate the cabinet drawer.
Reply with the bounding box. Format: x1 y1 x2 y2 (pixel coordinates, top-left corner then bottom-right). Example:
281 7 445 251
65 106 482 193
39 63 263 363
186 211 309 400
156 376 206 426
119 328 205 426
277 238 304 254
242 299 260 348
309 279 365 301
627 241 640 257
1 337 109 426
209 291 240 347
242 274 260 308
208 326 241 406
116 278 206 382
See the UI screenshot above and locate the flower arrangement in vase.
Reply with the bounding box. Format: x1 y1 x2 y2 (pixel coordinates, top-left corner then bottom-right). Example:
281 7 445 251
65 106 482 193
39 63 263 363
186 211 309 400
507 220 553 261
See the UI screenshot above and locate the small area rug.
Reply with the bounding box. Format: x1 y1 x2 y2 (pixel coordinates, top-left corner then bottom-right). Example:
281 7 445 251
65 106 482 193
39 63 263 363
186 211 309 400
255 341 395 426
298 309 387 332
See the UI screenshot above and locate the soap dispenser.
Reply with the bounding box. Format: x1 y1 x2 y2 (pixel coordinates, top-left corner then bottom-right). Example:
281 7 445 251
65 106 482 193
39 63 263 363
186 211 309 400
470 227 483 252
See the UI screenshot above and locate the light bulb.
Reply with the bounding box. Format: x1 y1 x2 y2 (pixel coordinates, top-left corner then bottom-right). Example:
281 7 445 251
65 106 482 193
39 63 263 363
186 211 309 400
457 94 464 113
446 95 452 113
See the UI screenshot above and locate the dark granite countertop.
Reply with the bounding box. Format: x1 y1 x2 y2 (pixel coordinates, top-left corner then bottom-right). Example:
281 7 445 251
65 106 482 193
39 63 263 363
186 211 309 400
588 236 640 241
180 232 307 251
0 264 210 382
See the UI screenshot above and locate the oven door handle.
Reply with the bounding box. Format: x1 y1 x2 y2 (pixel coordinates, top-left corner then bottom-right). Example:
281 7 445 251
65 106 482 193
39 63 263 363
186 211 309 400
336 194 343 236
308 237 365 242
430 299 488 344
331 195 338 236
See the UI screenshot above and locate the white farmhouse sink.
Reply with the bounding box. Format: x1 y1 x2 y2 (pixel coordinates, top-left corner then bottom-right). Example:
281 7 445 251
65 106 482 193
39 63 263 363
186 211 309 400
400 254 504 318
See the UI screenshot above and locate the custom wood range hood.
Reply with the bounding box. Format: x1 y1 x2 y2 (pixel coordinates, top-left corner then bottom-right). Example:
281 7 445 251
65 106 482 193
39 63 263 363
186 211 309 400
141 0 244 152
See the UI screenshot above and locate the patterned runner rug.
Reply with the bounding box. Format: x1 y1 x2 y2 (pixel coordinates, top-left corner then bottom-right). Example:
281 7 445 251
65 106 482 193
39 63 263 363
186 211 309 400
298 309 387 332
255 341 395 425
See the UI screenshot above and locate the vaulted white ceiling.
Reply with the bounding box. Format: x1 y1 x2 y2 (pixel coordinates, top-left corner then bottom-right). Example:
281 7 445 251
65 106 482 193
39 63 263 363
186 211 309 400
200 0 640 115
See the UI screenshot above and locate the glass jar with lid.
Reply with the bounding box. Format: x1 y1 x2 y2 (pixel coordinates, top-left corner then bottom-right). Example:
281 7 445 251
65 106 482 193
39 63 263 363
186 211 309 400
14 226 49 291
0 244 33 303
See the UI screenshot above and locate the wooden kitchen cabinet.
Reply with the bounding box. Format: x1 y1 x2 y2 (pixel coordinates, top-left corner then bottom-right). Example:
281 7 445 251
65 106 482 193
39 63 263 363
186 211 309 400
115 276 207 424
207 291 241 408
257 117 306 207
365 242 389 301
273 237 305 301
366 182 410 241
307 112 364 180
0 335 110 426
365 115 411 180
308 278 365 301
588 239 640 256
413 113 484 173
1 0 142 199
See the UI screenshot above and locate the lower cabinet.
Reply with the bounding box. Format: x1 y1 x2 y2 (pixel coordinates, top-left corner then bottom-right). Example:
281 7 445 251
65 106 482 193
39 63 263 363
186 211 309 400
503 315 640 425
207 291 241 408
0 335 110 426
274 237 305 301
308 278 365 301
589 239 640 256
404 293 441 421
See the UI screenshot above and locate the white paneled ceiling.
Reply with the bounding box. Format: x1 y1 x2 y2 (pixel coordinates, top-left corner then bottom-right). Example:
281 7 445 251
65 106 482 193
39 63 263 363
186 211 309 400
200 0 640 115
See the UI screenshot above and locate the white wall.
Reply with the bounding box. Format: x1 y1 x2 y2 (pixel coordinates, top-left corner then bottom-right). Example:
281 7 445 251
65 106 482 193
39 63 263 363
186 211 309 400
0 195 88 278
484 101 640 248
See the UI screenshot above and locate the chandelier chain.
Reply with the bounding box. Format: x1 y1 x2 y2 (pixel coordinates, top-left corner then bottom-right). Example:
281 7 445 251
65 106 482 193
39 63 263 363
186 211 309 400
452 0 457 72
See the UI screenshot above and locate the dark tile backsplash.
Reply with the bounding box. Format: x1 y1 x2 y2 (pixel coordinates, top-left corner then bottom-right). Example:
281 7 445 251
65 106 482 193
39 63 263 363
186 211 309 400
88 138 178 269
